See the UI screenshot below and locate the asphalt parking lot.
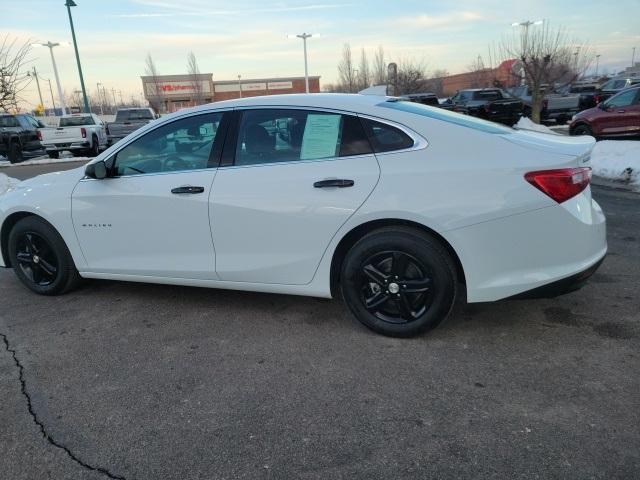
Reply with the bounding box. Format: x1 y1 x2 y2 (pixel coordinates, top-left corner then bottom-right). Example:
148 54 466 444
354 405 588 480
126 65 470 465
1 163 638 480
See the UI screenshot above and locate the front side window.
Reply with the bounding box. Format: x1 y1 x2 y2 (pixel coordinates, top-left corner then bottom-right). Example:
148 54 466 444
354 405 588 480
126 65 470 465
114 112 224 176
605 89 638 108
234 109 372 166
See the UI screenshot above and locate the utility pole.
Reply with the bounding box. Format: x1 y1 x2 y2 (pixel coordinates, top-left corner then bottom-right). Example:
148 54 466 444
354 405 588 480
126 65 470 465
237 75 242 98
633 47 637 67
46 78 57 113
96 82 104 115
30 67 44 109
65 0 90 113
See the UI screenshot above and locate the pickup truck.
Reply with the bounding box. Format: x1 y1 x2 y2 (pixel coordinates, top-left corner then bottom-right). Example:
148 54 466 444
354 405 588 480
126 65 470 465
509 84 600 124
106 108 156 146
448 88 523 126
39 113 108 158
598 77 640 102
0 113 45 163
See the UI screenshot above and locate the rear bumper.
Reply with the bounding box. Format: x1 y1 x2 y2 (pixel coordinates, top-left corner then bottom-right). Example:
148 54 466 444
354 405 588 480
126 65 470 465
447 190 607 302
506 254 604 299
44 141 90 152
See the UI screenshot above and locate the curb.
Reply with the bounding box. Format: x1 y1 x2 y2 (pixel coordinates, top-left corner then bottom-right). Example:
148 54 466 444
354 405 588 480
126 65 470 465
592 175 639 193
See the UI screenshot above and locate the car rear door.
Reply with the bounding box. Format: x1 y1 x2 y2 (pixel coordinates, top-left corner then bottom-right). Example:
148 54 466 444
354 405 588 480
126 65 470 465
597 89 639 134
209 108 380 285
72 111 230 279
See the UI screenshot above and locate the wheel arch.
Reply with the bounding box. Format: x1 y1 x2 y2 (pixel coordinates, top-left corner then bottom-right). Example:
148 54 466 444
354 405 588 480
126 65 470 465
569 120 591 135
329 218 466 298
1 212 51 267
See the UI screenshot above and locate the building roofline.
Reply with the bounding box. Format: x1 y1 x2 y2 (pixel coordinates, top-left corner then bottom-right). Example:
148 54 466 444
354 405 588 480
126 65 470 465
213 76 321 84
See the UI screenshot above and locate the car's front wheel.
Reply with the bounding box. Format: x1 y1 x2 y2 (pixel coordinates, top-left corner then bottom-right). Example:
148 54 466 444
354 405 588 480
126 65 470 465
8 216 81 295
340 227 457 337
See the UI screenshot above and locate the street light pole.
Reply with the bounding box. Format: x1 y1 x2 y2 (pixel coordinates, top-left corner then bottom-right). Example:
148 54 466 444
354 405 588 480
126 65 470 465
289 33 318 93
595 54 601 77
633 47 637 67
32 42 68 115
65 0 90 113
237 75 242 98
45 79 57 113
96 82 104 115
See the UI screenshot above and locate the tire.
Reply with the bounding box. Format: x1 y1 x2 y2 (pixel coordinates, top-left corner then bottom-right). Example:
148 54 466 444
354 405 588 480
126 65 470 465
340 227 457 337
572 124 593 137
88 136 99 157
48 151 60 159
8 216 82 296
8 141 22 164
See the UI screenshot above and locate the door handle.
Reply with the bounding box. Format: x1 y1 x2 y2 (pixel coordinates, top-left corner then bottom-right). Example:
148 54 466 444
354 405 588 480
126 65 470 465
313 179 354 188
171 186 205 194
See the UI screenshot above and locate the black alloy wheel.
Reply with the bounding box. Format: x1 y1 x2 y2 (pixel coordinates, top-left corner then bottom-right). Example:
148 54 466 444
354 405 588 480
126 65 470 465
360 250 433 324
341 226 457 337
15 232 59 286
8 216 82 295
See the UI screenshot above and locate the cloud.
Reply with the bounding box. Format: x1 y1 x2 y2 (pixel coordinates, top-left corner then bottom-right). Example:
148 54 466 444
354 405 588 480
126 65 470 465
393 11 484 29
115 3 352 18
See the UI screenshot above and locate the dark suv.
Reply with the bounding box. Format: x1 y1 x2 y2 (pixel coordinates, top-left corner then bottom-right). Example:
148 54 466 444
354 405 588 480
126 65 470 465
0 114 45 163
448 88 523 126
570 85 640 138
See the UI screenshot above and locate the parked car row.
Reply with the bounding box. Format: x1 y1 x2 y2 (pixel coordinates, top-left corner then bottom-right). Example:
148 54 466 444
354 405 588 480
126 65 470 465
0 108 157 163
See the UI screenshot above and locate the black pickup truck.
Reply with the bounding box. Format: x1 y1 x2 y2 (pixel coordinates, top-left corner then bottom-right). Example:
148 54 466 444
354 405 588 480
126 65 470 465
448 88 523 126
0 113 45 163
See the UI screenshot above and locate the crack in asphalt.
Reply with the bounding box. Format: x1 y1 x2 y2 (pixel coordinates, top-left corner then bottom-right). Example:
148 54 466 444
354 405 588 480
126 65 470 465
0 332 129 480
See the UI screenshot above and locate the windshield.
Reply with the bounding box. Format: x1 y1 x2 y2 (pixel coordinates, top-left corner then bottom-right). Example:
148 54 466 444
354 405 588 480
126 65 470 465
60 116 95 127
115 109 154 122
380 100 512 134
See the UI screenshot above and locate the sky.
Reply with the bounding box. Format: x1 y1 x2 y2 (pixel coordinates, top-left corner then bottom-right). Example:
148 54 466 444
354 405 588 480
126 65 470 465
3 0 639 110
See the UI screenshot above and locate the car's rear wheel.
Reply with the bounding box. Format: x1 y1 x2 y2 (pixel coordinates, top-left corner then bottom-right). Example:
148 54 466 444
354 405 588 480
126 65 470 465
88 136 99 157
340 227 457 337
8 216 81 295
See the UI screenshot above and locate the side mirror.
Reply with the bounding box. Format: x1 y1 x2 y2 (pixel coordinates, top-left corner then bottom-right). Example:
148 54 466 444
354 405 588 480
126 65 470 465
85 160 108 179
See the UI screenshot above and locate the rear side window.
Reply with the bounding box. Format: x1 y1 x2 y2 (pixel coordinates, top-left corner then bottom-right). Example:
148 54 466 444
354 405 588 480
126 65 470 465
361 118 414 153
474 90 501 101
0 116 19 127
234 109 372 166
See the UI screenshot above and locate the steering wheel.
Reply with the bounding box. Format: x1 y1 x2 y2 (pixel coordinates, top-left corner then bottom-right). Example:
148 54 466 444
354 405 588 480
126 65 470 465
164 155 190 172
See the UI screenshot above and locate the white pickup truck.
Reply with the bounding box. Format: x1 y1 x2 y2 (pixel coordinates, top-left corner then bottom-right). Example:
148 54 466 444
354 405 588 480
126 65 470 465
40 113 108 158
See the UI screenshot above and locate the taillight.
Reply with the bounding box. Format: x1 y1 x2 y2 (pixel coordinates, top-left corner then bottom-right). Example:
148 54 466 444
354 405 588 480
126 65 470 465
37 130 42 141
81 127 87 138
524 167 591 203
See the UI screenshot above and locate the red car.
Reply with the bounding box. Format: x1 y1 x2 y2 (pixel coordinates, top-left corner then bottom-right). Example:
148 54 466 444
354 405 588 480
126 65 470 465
570 85 640 138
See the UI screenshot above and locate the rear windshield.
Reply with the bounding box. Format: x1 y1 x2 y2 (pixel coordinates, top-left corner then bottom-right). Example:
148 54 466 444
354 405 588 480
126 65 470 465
60 116 95 127
473 91 502 101
379 100 512 134
115 109 154 122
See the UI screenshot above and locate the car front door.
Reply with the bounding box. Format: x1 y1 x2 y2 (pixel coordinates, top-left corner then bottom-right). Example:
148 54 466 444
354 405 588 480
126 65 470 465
210 108 381 285
596 89 639 135
72 111 229 279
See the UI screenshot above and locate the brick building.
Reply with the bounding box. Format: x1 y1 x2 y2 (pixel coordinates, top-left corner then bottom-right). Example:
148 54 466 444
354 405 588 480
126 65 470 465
432 59 520 96
141 74 320 113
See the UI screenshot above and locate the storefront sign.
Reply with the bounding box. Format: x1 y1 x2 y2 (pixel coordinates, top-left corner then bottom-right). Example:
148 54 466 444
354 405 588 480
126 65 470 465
268 81 293 90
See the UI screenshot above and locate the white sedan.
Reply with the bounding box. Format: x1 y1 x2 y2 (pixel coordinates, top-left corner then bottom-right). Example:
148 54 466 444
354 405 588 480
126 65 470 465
0 94 606 337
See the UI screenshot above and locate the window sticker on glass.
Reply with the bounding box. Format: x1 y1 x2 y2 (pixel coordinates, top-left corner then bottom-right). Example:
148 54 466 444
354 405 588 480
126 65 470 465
300 114 341 160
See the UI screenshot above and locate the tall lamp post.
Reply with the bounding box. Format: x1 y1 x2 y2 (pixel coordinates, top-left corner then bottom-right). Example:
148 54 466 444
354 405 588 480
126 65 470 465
31 41 67 115
65 0 90 113
96 82 104 115
237 74 242 98
595 54 601 77
288 33 319 93
511 20 543 85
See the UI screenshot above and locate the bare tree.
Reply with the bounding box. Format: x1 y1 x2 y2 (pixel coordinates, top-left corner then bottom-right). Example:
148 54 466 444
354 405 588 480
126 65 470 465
0 36 31 112
358 48 371 90
425 69 449 96
395 59 429 95
144 53 165 113
372 46 386 85
467 55 488 88
186 51 204 106
501 23 591 123
337 43 356 92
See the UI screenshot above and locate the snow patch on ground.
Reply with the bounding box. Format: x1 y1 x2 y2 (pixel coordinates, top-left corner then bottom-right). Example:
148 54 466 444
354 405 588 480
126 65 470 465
514 117 558 134
591 140 640 190
0 173 20 195
0 154 89 168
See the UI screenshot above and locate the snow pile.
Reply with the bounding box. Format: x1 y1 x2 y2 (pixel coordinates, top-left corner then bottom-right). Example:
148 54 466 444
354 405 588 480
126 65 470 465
514 117 558 134
0 173 20 195
591 140 640 189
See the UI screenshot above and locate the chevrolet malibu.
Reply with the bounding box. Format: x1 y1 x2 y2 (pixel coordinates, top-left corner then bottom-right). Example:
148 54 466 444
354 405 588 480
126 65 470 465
0 94 606 337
